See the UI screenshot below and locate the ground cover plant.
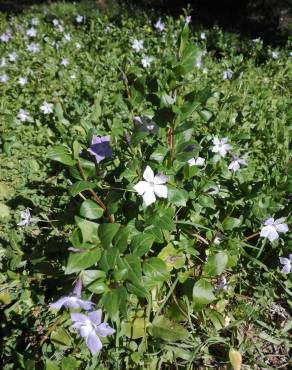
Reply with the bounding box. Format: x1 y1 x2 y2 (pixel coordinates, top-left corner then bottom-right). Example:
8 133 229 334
0 1 291 369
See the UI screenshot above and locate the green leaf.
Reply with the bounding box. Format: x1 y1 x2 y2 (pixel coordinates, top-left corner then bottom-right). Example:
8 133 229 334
46 360 60 370
179 23 189 57
90 92 102 123
82 270 106 285
69 158 96 180
193 279 215 305
119 255 142 286
47 145 76 166
75 216 99 244
143 257 170 289
151 316 189 341
204 251 229 276
158 244 186 271
65 247 101 274
122 317 148 339
80 199 104 220
99 247 120 273
98 223 120 248
222 217 242 231
168 187 189 207
51 327 71 347
198 109 213 122
150 145 169 162
61 357 79 370
101 286 127 320
113 226 130 252
69 181 95 197
130 233 155 257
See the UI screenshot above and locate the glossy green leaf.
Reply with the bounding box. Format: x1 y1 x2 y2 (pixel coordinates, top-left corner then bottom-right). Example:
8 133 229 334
47 145 76 166
192 279 216 305
69 181 95 197
65 247 101 274
98 223 120 248
203 251 229 276
80 199 104 220
151 316 189 341
143 257 170 288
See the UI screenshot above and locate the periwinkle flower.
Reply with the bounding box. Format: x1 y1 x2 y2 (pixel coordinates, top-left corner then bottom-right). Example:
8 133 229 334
88 135 112 164
223 69 233 80
17 109 30 122
17 208 31 227
228 157 248 172
26 27 37 37
132 39 143 52
212 137 232 158
134 166 168 207
141 55 152 68
185 16 192 24
50 279 94 311
154 18 165 32
260 217 288 242
27 42 39 53
0 74 9 83
40 101 53 114
71 309 115 355
18 76 28 86
279 255 292 274
76 15 84 23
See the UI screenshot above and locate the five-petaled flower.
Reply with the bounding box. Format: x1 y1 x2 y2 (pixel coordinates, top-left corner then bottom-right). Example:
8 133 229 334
260 217 288 242
50 279 94 311
212 137 232 158
154 18 165 31
223 69 233 80
141 56 152 68
40 101 53 114
279 255 292 274
17 208 31 227
71 309 115 355
132 39 143 52
88 135 112 164
18 76 28 86
17 109 30 122
228 157 248 172
76 15 84 23
134 166 168 207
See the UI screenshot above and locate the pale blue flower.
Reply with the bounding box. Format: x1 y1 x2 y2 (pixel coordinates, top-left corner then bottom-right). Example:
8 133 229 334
50 279 94 311
71 309 115 355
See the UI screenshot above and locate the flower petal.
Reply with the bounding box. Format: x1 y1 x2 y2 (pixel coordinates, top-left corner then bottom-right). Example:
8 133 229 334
86 332 103 355
264 217 274 226
89 309 102 325
73 278 82 297
279 257 289 265
267 229 279 242
78 299 94 311
154 174 168 185
281 264 291 274
133 181 149 195
71 313 89 324
143 189 156 206
275 223 288 233
50 297 69 310
96 323 115 337
154 184 168 199
274 217 286 225
213 137 219 145
143 166 154 182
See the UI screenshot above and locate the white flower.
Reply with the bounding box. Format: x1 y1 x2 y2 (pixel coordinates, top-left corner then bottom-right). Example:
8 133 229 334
31 17 39 26
188 157 205 167
212 137 232 157
27 42 39 53
61 58 69 66
18 76 28 86
17 208 31 227
195 55 202 69
0 32 11 43
279 255 292 274
260 217 288 242
134 166 168 207
52 19 59 26
70 73 76 79
223 69 233 80
200 32 206 40
26 27 37 37
185 16 192 24
8 52 17 62
141 56 152 68
40 101 53 114
203 67 208 74
0 74 9 83
63 33 71 42
75 42 81 49
132 39 143 52
272 51 278 59
154 18 165 31
17 109 30 122
76 15 84 23
58 25 65 33
228 157 248 172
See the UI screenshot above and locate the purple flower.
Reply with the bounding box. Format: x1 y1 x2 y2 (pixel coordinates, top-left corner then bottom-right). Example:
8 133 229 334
71 309 115 355
279 255 292 274
88 135 112 164
50 279 94 311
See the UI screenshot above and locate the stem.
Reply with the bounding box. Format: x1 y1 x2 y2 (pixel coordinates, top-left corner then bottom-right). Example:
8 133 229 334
153 277 179 320
76 160 113 223
243 231 259 242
